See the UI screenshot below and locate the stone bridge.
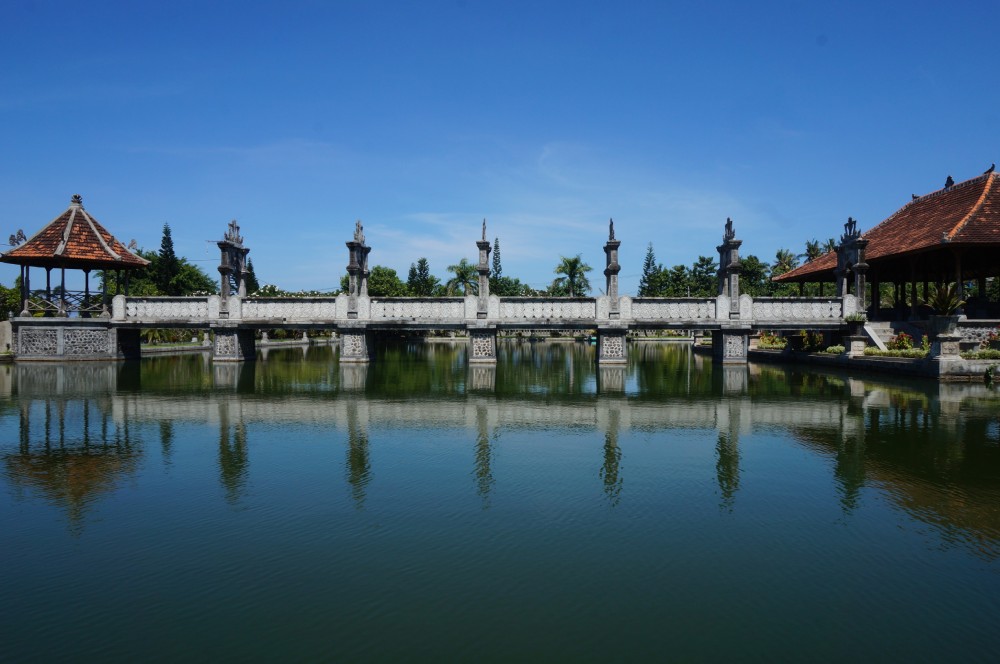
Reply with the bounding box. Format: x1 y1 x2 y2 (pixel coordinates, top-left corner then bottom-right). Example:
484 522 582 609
9 218 860 364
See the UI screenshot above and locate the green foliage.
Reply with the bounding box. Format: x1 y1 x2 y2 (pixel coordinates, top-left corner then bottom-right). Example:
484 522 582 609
688 256 717 297
845 312 867 322
962 349 1000 360
0 281 22 319
155 223 181 295
864 347 928 358
492 275 534 296
367 266 408 297
758 332 786 349
407 258 439 296
244 259 260 294
492 238 502 280
824 345 846 354
638 243 658 297
886 331 914 350
102 246 217 297
799 329 825 351
925 283 965 315
553 254 592 296
446 258 478 296
802 239 822 262
739 254 770 297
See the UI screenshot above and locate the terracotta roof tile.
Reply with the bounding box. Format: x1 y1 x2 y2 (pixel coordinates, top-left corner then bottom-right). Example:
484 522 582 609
777 171 1000 281
1 195 149 270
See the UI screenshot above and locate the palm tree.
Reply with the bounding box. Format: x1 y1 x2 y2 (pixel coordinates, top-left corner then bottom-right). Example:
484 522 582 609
553 254 593 297
445 258 478 296
771 248 799 277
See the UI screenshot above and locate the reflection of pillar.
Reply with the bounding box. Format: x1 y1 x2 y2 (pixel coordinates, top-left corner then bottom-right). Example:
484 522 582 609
345 403 370 508
468 364 496 391
715 431 740 511
218 405 249 504
339 363 369 391
718 365 749 394
474 405 494 504
600 408 622 505
597 366 626 393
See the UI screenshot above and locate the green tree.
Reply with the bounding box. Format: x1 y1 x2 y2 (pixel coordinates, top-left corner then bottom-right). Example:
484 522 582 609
446 258 478 296
739 254 771 297
663 264 690 296
244 259 260 294
801 239 822 263
407 258 439 296
638 243 659 297
492 276 534 296
156 223 181 295
770 248 799 277
689 255 718 297
553 254 593 296
367 266 408 296
492 237 502 280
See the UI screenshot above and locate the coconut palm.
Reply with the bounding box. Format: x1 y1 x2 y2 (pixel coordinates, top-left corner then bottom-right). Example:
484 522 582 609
553 255 593 297
771 248 799 277
445 258 478 296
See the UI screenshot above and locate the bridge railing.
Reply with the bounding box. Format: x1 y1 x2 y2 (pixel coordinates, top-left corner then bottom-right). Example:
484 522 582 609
625 297 718 321
114 295 214 321
751 296 851 322
242 297 341 320
498 297 598 321
371 297 469 321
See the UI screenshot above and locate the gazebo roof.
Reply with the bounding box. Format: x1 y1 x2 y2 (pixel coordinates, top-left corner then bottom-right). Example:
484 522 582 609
776 169 1000 282
1 195 150 270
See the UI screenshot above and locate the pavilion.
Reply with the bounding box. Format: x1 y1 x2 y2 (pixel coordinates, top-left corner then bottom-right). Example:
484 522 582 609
1 194 149 317
775 168 1000 320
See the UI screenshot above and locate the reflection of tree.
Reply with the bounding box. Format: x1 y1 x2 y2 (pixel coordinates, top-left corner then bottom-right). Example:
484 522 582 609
473 406 494 506
4 399 141 530
715 431 740 512
600 409 623 506
218 403 249 504
345 404 371 509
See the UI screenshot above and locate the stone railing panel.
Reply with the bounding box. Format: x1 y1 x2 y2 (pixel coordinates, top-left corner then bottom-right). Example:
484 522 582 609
123 297 211 320
752 297 843 321
242 298 340 320
629 298 716 321
370 298 466 320
498 298 598 321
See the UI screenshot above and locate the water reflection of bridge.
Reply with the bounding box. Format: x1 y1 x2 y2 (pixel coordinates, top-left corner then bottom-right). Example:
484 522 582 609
3 362 999 556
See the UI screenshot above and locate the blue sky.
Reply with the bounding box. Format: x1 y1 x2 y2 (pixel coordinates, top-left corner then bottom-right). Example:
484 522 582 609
2 0 997 295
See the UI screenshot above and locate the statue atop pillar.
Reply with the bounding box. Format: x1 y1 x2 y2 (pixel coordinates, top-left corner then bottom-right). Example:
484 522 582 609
603 218 621 317
476 219 491 317
717 218 742 313
218 219 250 301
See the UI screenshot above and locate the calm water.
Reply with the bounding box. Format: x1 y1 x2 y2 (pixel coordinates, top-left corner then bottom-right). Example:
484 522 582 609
3 340 1000 661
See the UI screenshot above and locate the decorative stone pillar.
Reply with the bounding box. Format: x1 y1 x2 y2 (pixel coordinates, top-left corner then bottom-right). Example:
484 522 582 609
597 326 627 364
604 219 621 319
339 327 372 363
213 327 256 362
716 218 742 319
930 333 961 361
843 335 868 358
345 220 370 317
469 326 497 363
712 329 749 364
476 220 491 319
218 220 249 314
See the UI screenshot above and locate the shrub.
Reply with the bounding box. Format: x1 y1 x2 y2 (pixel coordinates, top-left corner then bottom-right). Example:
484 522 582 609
886 331 914 350
799 329 825 352
863 347 928 358
824 345 845 354
758 332 786 349
981 327 1000 349
961 349 1000 360
845 312 867 323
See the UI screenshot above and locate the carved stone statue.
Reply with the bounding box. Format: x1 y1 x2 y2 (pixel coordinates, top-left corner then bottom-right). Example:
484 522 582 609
609 218 615 241
482 218 486 241
724 217 734 241
354 220 365 244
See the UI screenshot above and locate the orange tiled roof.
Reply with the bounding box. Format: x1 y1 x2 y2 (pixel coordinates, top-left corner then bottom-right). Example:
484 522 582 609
1 195 150 270
776 170 1000 281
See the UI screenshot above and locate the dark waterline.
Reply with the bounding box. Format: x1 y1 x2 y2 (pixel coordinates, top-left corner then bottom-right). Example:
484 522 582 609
3 341 1000 661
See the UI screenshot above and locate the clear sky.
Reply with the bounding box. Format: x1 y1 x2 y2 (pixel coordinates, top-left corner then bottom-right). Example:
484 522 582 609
2 0 997 295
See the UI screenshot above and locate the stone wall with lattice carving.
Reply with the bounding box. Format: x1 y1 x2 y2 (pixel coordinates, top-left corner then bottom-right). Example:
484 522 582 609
64 328 110 356
18 328 57 356
630 299 716 320
752 298 842 321
499 299 597 321
371 299 465 320
125 297 211 320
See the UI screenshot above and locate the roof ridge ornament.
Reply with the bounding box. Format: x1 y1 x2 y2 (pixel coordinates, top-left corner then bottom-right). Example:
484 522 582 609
70 194 83 207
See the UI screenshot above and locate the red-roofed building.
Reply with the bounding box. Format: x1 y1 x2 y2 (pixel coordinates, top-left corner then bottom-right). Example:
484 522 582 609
1 195 149 317
775 169 1000 319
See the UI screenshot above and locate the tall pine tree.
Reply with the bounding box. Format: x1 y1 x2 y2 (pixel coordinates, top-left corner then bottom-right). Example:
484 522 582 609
492 237 502 279
638 243 658 296
244 258 260 294
156 223 180 295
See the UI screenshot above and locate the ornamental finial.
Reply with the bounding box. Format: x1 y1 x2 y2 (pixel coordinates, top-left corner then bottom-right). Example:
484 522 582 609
609 218 615 241
71 194 83 207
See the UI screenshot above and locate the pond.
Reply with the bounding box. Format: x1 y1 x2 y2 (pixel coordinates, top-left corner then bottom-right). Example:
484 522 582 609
2 340 1000 661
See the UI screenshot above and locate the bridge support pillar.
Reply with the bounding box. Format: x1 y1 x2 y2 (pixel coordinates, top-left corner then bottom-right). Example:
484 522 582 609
712 328 749 364
339 328 373 363
117 328 141 360
213 328 256 362
468 326 497 363
597 327 628 364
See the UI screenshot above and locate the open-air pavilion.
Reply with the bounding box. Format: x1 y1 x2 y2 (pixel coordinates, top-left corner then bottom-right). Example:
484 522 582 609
1 194 149 317
775 169 1000 320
